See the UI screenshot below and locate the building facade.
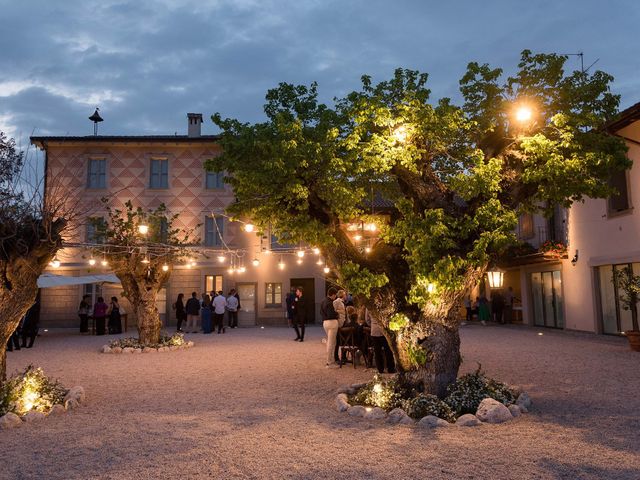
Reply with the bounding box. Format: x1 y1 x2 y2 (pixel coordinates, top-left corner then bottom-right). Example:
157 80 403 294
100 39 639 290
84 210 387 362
32 114 328 329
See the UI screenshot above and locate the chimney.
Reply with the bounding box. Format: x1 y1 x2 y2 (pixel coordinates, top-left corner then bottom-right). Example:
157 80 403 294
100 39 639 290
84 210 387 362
187 113 203 137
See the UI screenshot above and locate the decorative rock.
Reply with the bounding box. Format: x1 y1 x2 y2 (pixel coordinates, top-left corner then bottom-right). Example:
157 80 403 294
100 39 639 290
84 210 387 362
186 341 194 347
48 404 66 416
132 348 142 354
508 404 522 417
387 407 410 424
64 398 80 411
399 415 415 425
101 345 112 353
122 347 135 354
364 407 387 420
418 415 450 428
142 347 152 353
111 347 122 354
455 414 482 427
0 412 23 429
516 392 532 412
350 383 367 390
347 405 367 417
23 411 46 423
335 386 351 395
65 386 86 404
335 394 350 412
476 398 513 424
169 345 178 351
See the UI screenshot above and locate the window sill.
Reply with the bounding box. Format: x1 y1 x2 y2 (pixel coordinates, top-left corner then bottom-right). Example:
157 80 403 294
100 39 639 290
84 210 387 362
264 305 283 309
606 207 634 219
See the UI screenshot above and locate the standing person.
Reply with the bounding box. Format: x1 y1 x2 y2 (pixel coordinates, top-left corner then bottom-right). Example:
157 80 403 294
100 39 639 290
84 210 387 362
185 292 201 333
491 289 505 324
7 320 22 351
212 290 227 334
478 294 490 326
226 289 239 328
173 293 186 332
292 286 307 342
504 286 515 324
463 296 472 325
93 297 108 336
285 287 296 329
107 296 123 334
78 295 92 334
369 309 395 374
320 287 339 366
333 290 347 362
201 293 213 334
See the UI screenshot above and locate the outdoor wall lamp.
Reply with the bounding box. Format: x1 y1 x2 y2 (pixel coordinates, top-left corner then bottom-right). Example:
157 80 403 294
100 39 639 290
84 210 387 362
571 250 579 266
487 269 504 289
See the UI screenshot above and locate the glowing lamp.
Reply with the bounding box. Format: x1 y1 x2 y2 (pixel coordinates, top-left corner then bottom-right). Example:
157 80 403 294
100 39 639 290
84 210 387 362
217 255 226 263
252 258 260 267
373 383 383 393
278 260 286 270
427 282 435 293
487 269 504 289
297 250 305 258
162 264 169 272
354 234 362 242
323 267 330 274
515 106 532 123
138 224 149 235
296 258 303 265
393 125 408 143
238 266 246 273
244 223 255 233
316 258 324 265
88 257 96 266
50 257 61 268
365 247 371 254
312 247 320 255
141 257 150 265
101 259 108 267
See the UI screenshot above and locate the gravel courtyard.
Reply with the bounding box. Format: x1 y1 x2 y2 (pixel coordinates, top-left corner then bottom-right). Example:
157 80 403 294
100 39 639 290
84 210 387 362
1 324 639 480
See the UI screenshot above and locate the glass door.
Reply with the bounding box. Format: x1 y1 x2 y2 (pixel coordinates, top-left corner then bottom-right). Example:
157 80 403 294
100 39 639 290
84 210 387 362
530 270 563 328
236 283 256 326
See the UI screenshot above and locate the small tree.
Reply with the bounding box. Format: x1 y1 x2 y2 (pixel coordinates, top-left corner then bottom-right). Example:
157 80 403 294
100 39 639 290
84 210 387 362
209 51 628 397
93 199 197 344
612 266 640 332
0 133 70 382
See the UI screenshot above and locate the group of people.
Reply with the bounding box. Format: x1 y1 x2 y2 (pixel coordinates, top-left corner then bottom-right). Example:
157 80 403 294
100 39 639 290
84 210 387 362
173 289 240 334
7 298 40 351
78 295 124 335
316 287 395 374
463 286 517 325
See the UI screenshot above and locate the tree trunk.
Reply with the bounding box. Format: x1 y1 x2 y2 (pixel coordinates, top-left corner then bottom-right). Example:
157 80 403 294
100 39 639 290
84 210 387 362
136 296 162 345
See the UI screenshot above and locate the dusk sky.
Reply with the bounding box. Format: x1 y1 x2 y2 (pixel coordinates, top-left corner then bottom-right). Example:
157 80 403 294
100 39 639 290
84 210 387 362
1 0 639 143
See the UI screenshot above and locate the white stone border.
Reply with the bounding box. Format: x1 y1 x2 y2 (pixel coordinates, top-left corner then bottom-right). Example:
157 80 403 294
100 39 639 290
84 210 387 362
335 383 532 428
100 341 194 354
0 386 86 430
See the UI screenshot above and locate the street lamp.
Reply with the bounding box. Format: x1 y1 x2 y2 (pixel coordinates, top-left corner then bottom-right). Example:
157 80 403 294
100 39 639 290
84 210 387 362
393 125 409 143
487 269 504 289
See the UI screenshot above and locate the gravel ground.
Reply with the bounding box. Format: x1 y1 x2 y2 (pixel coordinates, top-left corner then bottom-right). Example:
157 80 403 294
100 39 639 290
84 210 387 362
1 323 639 480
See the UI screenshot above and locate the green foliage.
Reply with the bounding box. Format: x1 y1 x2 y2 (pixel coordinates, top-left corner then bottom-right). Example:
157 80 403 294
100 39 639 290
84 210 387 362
445 366 517 415
406 342 428 367
349 374 404 410
0 365 67 416
612 266 640 331
388 313 409 332
108 332 185 349
402 393 455 421
338 261 388 297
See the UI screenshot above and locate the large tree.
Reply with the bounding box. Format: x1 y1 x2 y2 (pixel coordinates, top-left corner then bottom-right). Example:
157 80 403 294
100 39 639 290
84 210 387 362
0 133 68 381
92 200 196 344
208 51 628 397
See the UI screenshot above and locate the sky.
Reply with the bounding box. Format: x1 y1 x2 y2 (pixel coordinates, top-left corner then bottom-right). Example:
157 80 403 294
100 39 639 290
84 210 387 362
1 0 639 143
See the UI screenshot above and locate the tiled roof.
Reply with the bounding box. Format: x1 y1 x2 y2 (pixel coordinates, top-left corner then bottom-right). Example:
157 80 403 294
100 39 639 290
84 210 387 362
605 101 640 133
31 135 219 146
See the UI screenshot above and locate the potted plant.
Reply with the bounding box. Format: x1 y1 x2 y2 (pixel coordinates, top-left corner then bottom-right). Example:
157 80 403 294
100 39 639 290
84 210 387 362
612 266 640 351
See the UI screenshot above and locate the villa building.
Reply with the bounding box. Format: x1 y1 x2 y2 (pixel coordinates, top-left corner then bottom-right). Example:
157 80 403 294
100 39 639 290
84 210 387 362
31 113 328 329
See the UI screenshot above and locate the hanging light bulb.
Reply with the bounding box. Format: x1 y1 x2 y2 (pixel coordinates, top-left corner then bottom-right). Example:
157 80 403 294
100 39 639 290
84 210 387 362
296 258 303 265
368 223 377 232
252 258 260 267
244 223 255 233
323 266 330 274
316 258 324 265
297 249 305 258
101 258 109 267
217 255 226 263
354 234 362 242
50 257 61 268
278 257 285 270
312 247 320 255
238 266 246 273
263 248 271 255
88 257 96 266
365 246 372 254
162 264 169 272
138 224 149 235
141 256 150 264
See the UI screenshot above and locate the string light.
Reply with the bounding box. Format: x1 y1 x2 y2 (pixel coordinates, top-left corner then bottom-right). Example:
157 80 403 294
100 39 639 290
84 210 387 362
50 257 61 268
354 234 362 241
252 258 260 267
162 264 169 272
138 224 149 235
296 249 305 258
365 246 371 253
296 258 303 265
238 266 246 273
101 258 109 267
244 223 255 233
141 256 150 265
278 256 285 270
316 258 324 265
323 266 330 274
312 247 320 255
217 255 226 263
88 256 96 266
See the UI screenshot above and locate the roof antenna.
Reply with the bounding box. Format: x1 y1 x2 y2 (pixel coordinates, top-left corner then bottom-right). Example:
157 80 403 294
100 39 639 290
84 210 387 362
89 108 104 136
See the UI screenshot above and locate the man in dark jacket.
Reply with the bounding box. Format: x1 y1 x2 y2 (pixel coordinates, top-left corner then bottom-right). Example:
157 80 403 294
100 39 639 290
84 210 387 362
185 291 201 333
292 286 307 342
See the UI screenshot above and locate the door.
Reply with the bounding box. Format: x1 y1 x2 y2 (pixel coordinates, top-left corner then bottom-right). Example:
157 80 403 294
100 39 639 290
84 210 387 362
236 283 256 326
530 270 564 328
291 278 315 324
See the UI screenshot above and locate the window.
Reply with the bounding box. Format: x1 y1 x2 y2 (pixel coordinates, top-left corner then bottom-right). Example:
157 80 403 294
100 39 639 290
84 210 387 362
205 171 225 189
608 169 630 214
204 216 224 246
83 283 102 305
87 158 106 189
205 275 224 294
150 158 169 189
86 217 106 243
598 263 640 334
518 213 534 240
265 283 282 307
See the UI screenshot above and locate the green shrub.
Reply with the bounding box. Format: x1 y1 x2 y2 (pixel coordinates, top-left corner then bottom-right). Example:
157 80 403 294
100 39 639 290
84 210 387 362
444 366 516 415
0 365 67 416
402 393 455 421
349 374 404 410
109 331 185 349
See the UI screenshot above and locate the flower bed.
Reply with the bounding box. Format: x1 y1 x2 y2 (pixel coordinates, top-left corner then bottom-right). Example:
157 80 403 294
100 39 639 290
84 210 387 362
101 332 194 354
0 365 85 429
336 368 531 427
